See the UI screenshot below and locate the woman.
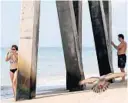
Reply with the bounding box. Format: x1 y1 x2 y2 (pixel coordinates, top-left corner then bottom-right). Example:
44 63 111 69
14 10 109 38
5 45 18 96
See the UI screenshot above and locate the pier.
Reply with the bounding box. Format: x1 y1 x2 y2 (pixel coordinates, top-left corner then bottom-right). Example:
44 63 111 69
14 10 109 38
16 0 113 101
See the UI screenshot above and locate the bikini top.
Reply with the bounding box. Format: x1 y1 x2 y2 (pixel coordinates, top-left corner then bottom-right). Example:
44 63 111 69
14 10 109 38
10 55 18 64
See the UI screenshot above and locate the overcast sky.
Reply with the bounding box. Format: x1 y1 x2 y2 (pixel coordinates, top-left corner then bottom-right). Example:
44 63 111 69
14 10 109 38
1 0 127 48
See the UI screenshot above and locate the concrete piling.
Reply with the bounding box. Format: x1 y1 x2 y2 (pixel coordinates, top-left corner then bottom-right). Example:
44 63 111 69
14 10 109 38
88 1 113 76
16 1 40 100
56 1 85 91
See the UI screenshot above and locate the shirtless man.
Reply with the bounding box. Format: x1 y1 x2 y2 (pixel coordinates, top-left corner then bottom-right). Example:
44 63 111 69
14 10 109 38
5 45 18 96
111 34 127 81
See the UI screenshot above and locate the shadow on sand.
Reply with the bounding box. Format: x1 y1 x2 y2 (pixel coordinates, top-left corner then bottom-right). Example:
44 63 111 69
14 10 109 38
35 80 127 100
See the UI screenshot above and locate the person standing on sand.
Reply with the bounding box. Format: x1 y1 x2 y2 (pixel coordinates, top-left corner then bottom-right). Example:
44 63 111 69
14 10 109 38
5 45 18 96
111 34 127 81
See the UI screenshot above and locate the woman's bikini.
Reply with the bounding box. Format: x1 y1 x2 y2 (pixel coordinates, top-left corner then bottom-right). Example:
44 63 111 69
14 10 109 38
10 68 17 73
10 56 17 73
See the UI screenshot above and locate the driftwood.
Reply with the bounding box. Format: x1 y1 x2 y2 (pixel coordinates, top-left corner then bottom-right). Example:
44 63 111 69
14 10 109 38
79 72 127 93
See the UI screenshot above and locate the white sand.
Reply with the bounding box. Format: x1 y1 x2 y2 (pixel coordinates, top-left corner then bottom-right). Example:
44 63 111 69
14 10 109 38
2 81 128 103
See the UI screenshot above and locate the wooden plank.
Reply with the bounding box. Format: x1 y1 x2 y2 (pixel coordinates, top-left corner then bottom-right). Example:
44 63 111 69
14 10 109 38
16 1 40 101
56 1 85 91
88 1 113 76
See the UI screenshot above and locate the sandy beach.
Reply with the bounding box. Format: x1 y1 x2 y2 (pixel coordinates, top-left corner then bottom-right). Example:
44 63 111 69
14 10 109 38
2 80 127 103
1 1 127 103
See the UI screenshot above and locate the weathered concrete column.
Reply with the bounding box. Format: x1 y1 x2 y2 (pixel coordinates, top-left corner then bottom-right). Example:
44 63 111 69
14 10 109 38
88 1 113 76
73 1 82 55
56 1 85 91
102 1 113 71
16 1 40 101
72 1 84 80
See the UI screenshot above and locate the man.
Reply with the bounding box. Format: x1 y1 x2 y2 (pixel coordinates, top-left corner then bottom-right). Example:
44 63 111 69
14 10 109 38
111 34 127 81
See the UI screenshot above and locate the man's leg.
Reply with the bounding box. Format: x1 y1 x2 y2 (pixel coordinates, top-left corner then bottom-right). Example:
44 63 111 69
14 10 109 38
118 55 126 81
120 68 125 81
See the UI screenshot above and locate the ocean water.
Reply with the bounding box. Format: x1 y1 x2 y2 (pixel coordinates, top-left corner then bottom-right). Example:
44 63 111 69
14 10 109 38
0 47 123 99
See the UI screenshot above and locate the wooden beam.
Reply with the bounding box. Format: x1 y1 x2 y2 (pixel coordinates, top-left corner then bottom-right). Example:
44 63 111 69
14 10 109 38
88 1 113 76
56 1 85 91
16 1 40 101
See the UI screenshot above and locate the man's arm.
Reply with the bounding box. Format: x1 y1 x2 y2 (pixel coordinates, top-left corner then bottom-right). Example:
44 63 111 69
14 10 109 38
111 41 118 49
111 41 123 50
117 43 123 50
